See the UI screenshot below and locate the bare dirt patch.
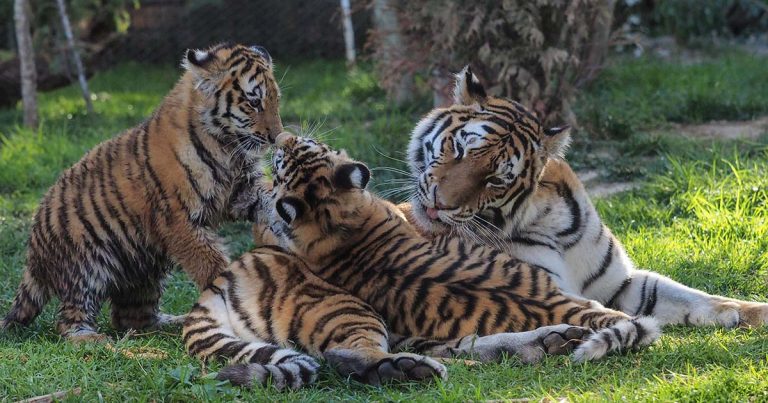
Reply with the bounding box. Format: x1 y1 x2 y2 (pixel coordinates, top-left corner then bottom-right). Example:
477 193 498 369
665 116 768 140
578 169 639 199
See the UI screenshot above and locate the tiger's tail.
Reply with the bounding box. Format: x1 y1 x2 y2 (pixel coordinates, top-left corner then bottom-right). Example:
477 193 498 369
572 316 660 362
2 270 50 329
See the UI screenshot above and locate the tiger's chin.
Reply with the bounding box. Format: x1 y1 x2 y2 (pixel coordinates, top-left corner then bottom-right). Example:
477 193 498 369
407 198 452 238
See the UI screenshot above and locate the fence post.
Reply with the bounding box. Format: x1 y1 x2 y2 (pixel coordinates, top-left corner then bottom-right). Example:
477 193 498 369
340 0 356 67
13 0 38 129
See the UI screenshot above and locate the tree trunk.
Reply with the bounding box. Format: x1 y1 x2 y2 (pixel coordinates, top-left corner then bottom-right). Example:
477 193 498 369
579 0 616 87
340 0 356 67
372 0 413 105
55 0 94 114
13 0 38 129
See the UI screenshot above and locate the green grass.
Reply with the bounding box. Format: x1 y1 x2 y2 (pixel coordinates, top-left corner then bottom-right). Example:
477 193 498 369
1 56 768 401
577 51 768 139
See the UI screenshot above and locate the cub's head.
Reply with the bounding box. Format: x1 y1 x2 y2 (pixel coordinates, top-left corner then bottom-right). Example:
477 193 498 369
183 43 282 157
268 133 372 262
407 66 570 235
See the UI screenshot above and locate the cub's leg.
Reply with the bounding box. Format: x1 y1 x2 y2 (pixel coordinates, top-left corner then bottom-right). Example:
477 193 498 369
110 275 184 331
162 220 229 289
56 284 109 343
390 324 593 364
605 269 768 328
183 286 319 390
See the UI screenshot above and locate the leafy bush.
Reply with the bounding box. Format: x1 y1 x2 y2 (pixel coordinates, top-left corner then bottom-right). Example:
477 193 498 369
617 0 768 43
370 0 617 127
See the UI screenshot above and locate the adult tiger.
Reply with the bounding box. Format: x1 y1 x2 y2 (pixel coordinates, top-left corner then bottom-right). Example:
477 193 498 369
203 133 658 389
401 66 768 328
2 43 281 342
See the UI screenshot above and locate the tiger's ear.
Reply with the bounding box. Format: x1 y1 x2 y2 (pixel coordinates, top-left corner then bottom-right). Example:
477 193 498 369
250 45 272 66
183 48 220 72
454 65 487 106
542 126 572 158
276 196 307 224
183 48 224 95
333 163 370 190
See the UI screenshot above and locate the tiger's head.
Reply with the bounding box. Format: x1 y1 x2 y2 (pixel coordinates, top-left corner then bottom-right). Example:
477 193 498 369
183 43 282 157
407 66 571 235
267 133 374 263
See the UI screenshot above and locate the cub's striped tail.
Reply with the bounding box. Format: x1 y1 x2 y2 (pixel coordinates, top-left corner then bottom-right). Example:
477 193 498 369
183 294 320 390
2 271 50 329
573 316 660 362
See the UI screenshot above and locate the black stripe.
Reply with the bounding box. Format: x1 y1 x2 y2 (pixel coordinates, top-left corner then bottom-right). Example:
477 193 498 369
606 277 632 308
642 280 658 316
580 237 615 293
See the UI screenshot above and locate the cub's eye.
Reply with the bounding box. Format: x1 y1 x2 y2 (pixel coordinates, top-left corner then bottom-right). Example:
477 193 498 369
248 98 263 111
486 176 505 187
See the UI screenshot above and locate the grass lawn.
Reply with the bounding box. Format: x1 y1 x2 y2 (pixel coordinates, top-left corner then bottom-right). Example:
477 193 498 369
1 52 768 401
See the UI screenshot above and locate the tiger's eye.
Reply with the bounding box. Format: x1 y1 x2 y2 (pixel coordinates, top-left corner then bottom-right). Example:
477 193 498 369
486 176 505 186
249 98 263 111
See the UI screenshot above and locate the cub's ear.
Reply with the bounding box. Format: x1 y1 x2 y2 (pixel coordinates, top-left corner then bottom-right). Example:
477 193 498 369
183 48 219 71
333 163 370 190
250 45 272 66
543 125 572 158
454 65 487 106
276 196 306 224
183 48 223 94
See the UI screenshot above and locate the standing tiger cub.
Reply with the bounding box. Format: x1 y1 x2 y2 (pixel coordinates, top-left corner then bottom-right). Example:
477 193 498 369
2 43 281 342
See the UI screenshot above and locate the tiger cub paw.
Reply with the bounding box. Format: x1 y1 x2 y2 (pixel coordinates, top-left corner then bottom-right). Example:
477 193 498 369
325 349 447 385
152 313 187 328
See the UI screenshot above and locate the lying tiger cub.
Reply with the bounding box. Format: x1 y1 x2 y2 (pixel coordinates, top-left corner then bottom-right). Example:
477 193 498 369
183 133 660 389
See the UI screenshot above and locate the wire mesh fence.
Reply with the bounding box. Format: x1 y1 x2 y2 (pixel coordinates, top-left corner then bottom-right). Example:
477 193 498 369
0 0 372 107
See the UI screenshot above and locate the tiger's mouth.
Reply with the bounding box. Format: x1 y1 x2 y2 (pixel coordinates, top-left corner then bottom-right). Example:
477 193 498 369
425 207 441 221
